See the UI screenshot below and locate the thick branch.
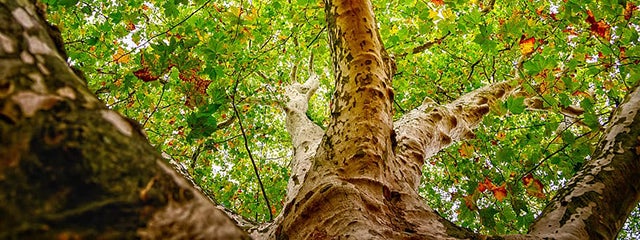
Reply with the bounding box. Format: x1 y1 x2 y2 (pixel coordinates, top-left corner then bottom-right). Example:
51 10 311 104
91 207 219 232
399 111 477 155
529 84 640 240
282 56 324 204
394 81 514 189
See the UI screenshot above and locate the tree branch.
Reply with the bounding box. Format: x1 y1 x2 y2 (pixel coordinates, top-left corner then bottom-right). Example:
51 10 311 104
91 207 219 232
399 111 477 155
529 83 640 239
394 81 515 189
282 53 324 203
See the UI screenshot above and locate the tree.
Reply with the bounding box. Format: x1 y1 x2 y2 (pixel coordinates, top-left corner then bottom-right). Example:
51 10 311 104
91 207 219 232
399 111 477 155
1 0 639 239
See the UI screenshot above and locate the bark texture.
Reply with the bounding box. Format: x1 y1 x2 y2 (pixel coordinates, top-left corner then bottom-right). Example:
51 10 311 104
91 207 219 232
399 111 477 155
0 0 249 239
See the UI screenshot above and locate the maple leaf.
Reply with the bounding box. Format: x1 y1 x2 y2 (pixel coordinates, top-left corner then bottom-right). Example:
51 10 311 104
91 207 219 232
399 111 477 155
491 183 507 202
519 35 535 56
585 10 611 40
478 177 495 193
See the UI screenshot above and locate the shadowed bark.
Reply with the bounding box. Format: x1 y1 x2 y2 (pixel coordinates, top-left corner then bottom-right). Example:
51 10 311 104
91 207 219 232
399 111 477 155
0 0 249 239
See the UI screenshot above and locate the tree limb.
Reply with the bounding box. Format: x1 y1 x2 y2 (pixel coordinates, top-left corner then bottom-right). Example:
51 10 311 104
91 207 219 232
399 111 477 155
529 83 640 239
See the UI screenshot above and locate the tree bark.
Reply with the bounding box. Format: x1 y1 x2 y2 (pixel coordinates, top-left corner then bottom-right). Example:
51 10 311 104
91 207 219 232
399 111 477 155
0 1 249 239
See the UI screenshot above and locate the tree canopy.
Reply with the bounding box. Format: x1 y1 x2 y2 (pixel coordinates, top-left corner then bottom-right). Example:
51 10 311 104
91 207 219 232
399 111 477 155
40 0 640 238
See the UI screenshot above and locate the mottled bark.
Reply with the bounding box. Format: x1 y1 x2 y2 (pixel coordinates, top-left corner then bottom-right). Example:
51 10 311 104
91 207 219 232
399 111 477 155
271 0 476 238
282 55 324 204
394 81 514 189
0 0 249 239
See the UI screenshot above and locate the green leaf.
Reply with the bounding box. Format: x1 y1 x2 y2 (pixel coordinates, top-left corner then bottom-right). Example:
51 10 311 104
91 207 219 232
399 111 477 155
580 98 595 112
506 96 526 114
559 93 571 108
58 0 78 7
561 131 576 144
479 207 498 229
583 112 600 130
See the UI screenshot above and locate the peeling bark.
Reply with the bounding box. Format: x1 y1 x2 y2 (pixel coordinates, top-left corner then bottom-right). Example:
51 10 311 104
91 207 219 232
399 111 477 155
394 81 514 189
0 1 249 239
271 0 476 238
282 56 324 204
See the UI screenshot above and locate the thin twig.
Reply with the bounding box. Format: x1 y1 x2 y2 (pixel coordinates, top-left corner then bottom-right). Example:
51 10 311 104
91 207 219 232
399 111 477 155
112 0 213 63
231 76 273 221
142 83 167 128
306 26 326 49
397 32 450 58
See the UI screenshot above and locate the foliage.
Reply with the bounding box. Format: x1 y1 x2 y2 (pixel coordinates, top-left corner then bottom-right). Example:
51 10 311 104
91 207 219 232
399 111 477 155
44 0 639 235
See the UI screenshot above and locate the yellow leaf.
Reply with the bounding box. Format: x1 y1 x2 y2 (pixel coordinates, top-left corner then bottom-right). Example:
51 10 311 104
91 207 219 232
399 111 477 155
428 9 439 19
519 36 535 55
112 47 130 63
442 8 455 20
496 131 506 141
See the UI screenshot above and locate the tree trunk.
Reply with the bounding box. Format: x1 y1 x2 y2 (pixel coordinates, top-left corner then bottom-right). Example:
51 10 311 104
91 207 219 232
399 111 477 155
0 1 248 239
1 0 639 239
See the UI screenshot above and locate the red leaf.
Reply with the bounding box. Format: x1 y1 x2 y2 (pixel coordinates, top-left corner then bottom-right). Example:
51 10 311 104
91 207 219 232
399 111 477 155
478 182 487 193
625 2 637 20
585 10 611 40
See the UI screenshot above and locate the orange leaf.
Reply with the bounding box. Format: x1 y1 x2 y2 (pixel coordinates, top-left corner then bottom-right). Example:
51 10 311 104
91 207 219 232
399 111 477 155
463 194 478 211
491 183 507 202
519 35 535 55
496 131 506 141
431 0 444 6
585 10 611 40
458 143 474 158
477 182 487 193
522 173 533 185
126 21 136 31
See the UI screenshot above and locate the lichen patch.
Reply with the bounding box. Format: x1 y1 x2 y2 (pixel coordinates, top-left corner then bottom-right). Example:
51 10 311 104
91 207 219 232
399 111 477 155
12 7 36 29
100 110 133 137
0 33 16 53
26 35 52 55
10 91 60 117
